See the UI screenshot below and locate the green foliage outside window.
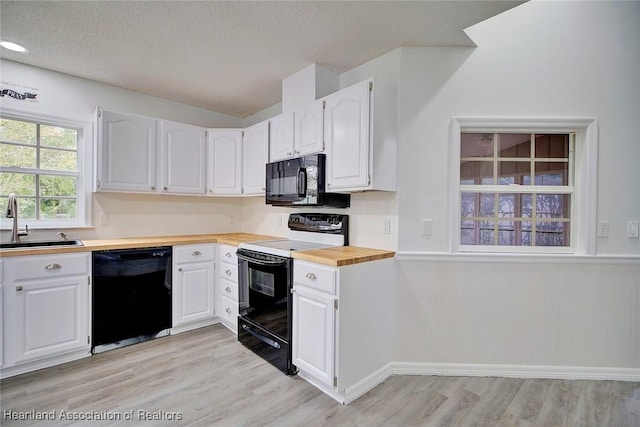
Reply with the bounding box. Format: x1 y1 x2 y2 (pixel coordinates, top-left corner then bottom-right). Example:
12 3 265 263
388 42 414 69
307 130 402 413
0 118 79 221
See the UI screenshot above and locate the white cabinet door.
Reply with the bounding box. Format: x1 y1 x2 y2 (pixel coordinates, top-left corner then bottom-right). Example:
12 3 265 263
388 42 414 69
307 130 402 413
295 100 325 156
14 276 89 364
207 129 243 195
269 112 294 162
324 80 370 191
242 121 269 195
96 109 157 193
292 285 335 388
173 262 215 326
159 121 206 194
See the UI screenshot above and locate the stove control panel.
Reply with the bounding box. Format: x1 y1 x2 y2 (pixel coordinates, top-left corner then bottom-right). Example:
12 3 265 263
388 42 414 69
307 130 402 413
288 213 349 239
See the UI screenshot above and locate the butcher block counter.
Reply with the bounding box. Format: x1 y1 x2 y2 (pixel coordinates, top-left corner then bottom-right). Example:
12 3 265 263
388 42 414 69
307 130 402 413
0 234 395 265
292 246 395 267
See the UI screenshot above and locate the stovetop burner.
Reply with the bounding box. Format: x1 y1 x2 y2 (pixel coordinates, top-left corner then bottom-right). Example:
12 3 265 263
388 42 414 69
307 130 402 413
239 213 349 257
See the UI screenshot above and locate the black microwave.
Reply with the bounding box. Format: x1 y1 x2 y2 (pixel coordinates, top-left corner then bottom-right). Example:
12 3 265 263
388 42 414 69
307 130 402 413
265 154 350 208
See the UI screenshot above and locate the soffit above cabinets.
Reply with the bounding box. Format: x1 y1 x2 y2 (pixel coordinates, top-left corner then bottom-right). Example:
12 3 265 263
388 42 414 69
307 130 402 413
0 1 524 118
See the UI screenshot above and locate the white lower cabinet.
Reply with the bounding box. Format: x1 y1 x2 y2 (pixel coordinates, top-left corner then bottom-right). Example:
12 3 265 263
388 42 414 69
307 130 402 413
172 244 216 333
1 253 91 379
216 245 239 333
292 257 395 404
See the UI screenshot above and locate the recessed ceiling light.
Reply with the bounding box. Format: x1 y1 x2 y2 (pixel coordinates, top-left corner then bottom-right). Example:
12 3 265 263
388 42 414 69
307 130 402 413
0 41 29 53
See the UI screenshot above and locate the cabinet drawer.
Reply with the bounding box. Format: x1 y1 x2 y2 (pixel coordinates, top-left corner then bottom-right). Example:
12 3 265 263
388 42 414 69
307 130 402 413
218 294 238 325
219 261 238 283
12 253 89 282
294 260 336 295
218 278 238 301
174 244 215 263
218 245 238 264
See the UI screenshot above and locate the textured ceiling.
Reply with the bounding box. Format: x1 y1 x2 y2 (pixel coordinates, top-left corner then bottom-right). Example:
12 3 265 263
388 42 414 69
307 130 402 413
0 1 523 118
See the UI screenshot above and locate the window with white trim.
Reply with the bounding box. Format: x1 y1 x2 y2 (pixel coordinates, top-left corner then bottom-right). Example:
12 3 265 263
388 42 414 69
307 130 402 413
1 116 88 227
460 132 574 250
451 118 598 255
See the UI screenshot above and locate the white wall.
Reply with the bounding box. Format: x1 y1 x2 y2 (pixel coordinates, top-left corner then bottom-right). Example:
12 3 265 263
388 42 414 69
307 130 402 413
390 1 640 375
0 60 244 241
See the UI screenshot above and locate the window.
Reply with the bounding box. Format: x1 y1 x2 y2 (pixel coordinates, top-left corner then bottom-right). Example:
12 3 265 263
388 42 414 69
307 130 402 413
450 118 598 255
0 115 88 227
460 132 573 249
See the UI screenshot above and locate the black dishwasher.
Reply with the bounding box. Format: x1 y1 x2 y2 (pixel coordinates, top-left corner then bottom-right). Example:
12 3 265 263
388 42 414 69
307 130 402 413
92 247 172 353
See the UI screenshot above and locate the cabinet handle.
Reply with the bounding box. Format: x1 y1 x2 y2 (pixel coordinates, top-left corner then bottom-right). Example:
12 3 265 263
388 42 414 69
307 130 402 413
151 186 156 191
225 286 231 293
45 263 62 271
16 286 23 292
225 269 232 276
295 150 300 154
178 267 183 272
287 152 292 156
225 252 232 258
305 272 317 280
290 288 296 294
225 307 231 314
192 251 202 256
164 186 168 191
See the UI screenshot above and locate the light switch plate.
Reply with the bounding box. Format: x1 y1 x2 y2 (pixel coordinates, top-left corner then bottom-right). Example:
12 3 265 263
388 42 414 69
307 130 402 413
597 221 609 237
627 221 639 238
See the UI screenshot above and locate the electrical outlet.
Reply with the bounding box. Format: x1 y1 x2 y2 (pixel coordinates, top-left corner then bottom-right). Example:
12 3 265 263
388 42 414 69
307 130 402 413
100 213 110 226
422 219 433 236
628 221 639 238
276 215 283 227
382 218 391 234
597 221 609 237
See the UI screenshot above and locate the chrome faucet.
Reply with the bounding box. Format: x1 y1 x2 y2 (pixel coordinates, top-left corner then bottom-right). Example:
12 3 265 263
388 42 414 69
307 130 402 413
5 193 28 243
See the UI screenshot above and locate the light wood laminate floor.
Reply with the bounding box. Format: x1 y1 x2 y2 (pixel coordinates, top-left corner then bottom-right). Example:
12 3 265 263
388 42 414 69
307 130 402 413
1 325 639 426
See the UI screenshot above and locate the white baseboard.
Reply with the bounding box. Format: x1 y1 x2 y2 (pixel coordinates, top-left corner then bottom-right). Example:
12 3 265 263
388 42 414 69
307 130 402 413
298 364 394 405
343 363 394 404
171 318 219 335
1 349 91 379
391 362 640 382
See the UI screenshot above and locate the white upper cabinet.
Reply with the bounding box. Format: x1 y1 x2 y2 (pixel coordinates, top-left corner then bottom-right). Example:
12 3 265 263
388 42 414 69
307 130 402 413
269 99 325 162
96 109 157 193
294 99 325 157
159 120 206 195
269 111 295 162
96 109 207 195
207 129 243 195
324 79 397 192
242 120 269 195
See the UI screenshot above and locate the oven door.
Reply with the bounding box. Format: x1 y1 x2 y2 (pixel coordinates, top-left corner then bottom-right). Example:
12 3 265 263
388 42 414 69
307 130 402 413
237 249 292 341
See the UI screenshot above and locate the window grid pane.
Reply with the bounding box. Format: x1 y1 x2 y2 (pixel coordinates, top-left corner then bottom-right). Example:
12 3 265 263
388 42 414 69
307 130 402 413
0 118 79 222
459 130 573 250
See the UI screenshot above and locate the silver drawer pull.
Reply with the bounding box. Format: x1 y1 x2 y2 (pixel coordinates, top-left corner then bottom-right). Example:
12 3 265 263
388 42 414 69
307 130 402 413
305 272 317 280
16 286 23 292
225 251 232 258
225 269 232 276
225 286 232 293
45 263 62 271
225 307 232 314
192 251 202 256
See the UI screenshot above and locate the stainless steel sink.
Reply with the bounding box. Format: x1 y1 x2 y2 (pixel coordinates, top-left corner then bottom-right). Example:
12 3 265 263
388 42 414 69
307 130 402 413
0 239 84 249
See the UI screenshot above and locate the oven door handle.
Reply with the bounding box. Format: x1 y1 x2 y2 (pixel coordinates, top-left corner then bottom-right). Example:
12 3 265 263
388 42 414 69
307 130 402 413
237 253 289 267
242 324 281 349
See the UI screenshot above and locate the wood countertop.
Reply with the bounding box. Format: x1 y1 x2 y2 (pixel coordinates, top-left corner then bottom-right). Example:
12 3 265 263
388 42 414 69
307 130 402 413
0 233 395 266
0 233 278 257
292 246 395 267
